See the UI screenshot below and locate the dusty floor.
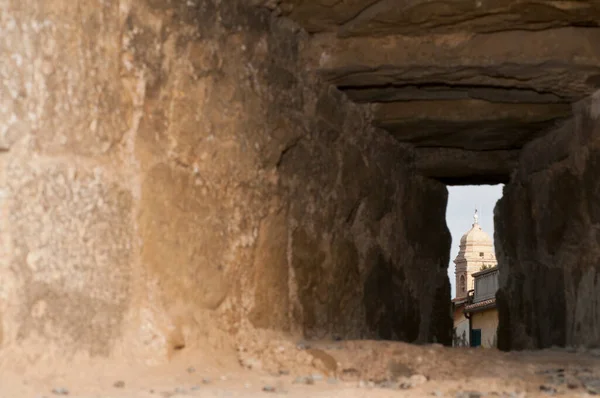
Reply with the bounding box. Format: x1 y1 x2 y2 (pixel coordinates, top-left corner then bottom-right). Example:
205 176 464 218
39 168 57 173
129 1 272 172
3 337 600 397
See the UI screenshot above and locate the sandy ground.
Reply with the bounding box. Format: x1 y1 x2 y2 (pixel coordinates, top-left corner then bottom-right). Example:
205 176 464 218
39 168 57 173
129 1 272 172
2 337 599 398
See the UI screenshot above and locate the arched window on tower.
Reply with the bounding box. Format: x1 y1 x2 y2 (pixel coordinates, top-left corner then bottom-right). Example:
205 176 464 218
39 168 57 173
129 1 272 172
459 275 466 294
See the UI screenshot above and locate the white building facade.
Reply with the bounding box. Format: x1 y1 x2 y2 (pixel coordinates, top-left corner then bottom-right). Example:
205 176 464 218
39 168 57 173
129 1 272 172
454 210 497 299
452 210 497 347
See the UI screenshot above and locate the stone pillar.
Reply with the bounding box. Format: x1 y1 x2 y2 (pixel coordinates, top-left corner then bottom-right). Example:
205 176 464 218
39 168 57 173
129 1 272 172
0 0 136 362
495 91 600 350
0 0 453 363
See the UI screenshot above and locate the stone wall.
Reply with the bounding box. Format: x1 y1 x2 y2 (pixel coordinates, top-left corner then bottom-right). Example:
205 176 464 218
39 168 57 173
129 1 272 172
0 0 452 363
495 91 600 350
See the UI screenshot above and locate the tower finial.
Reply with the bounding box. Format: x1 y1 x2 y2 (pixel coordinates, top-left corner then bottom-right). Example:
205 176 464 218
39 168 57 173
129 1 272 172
473 208 479 225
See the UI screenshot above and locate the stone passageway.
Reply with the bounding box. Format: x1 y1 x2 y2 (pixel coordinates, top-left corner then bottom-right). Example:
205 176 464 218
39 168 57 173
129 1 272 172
263 0 600 351
0 0 599 396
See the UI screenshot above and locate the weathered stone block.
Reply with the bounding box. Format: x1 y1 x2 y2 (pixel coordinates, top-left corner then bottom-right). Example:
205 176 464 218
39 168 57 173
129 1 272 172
0 0 457 362
496 91 600 350
139 163 230 313
249 209 291 331
0 0 129 157
3 159 132 356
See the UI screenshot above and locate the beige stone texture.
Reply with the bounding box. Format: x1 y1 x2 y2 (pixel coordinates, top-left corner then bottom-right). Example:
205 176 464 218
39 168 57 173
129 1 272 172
0 155 133 359
1 0 600 374
0 0 136 362
0 0 453 363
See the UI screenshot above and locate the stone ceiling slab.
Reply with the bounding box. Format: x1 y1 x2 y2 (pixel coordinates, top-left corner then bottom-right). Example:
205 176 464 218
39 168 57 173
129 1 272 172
279 0 600 36
305 28 600 101
373 100 571 150
414 147 519 185
263 2 600 182
342 86 567 104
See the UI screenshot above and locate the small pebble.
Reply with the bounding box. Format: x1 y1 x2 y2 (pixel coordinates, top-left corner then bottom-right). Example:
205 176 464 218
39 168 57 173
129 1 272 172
410 374 428 386
202 377 211 384
589 348 600 357
190 386 200 391
296 341 309 350
584 378 600 395
174 387 186 394
243 357 261 370
113 380 125 388
378 380 398 389
400 381 412 389
293 376 314 385
539 384 557 395
456 392 482 398
263 385 276 393
51 388 69 396
187 366 196 373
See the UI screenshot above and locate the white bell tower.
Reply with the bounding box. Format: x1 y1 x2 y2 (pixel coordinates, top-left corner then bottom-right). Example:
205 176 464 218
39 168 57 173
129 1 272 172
453 209 496 299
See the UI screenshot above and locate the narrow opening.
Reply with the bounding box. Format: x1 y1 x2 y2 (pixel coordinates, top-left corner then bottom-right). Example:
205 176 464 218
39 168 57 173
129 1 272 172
446 184 503 348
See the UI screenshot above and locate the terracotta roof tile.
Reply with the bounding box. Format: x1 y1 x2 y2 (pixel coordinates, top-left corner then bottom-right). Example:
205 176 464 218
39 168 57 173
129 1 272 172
464 298 496 312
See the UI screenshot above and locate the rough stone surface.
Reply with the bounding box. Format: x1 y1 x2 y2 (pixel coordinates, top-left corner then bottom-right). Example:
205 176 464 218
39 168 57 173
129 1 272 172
414 148 519 185
3 338 600 397
276 86 452 342
298 26 600 182
495 91 600 350
7 0 598 365
273 0 600 36
0 0 452 362
3 160 132 357
373 100 571 151
305 29 600 103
